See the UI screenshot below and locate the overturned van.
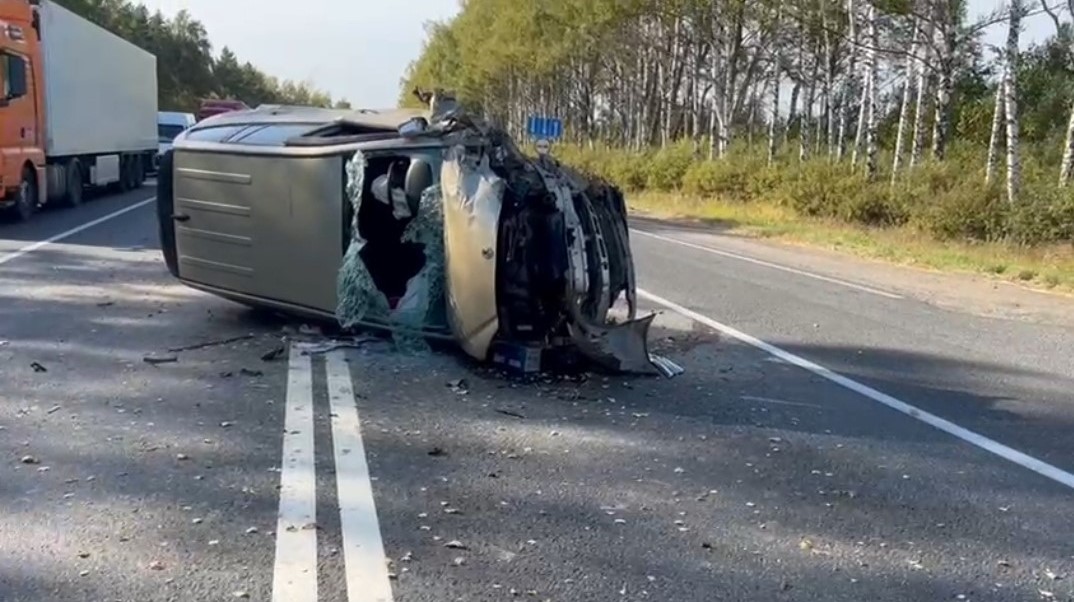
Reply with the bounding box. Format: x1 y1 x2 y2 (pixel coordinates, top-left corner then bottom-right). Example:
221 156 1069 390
156 97 681 377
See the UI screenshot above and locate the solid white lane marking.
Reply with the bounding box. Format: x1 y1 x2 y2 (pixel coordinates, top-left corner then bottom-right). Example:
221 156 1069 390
326 350 394 602
631 228 903 299
0 197 157 266
272 346 318 602
638 288 1074 491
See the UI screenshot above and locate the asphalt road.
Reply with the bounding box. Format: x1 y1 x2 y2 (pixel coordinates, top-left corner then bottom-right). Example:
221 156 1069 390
1 187 1072 602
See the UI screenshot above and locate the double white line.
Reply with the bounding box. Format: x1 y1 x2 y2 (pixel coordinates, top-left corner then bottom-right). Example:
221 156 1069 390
273 346 394 602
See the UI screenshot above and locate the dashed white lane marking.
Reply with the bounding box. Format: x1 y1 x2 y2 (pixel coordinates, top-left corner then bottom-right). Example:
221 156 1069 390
272 346 318 602
0 197 157 266
631 228 904 299
326 350 394 602
638 288 1074 491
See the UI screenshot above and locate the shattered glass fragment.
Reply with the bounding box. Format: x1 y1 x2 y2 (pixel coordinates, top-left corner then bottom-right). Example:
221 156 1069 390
390 184 447 353
337 150 392 330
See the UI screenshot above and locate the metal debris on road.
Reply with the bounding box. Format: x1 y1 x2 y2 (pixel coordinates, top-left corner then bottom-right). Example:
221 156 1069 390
168 335 255 353
260 346 286 362
298 336 380 356
143 355 178 365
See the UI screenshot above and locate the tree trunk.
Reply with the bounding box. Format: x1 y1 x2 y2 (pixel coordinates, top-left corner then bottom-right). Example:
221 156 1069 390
909 21 933 169
985 74 1005 185
768 52 782 165
891 17 921 184
1004 0 1023 204
837 0 859 161
1059 98 1074 186
931 2 956 161
864 3 879 181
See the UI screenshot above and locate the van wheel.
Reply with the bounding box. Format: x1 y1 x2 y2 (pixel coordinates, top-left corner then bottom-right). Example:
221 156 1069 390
11 168 37 222
63 161 83 207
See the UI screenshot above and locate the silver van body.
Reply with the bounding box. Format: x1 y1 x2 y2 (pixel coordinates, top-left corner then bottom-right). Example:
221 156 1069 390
156 103 678 376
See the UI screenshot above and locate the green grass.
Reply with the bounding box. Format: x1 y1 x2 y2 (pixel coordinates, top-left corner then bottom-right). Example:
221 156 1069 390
628 190 1074 293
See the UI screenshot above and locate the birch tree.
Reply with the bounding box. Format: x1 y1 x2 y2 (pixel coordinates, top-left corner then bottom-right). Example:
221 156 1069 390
1004 0 1024 203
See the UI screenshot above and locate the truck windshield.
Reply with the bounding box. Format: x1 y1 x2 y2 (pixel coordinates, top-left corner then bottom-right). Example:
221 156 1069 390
159 124 187 142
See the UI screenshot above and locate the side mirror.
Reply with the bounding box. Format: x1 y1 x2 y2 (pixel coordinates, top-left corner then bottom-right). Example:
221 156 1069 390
404 159 434 212
4 54 27 100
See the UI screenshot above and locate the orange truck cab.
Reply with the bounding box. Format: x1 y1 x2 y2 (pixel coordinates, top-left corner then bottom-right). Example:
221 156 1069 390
0 0 157 222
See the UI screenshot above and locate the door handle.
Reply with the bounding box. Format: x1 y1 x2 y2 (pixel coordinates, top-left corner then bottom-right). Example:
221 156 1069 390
172 214 190 222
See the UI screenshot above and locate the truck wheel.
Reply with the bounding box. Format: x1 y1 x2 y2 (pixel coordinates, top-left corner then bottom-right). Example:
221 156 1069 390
119 156 133 192
133 155 145 188
63 161 84 207
10 168 38 222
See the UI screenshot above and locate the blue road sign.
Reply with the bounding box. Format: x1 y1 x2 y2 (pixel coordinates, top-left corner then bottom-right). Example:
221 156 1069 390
526 115 563 141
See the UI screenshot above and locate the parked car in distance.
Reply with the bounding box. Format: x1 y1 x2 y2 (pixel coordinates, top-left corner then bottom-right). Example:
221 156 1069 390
196 98 249 123
155 111 195 172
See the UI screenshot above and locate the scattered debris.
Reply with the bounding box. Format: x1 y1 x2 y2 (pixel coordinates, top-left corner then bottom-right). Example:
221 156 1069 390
232 592 250 599
452 556 466 567
143 355 179 365
240 368 264 377
148 560 166 571
260 346 286 362
46 405 62 415
428 447 448 457
19 455 39 465
444 540 468 550
79 570 90 577
495 409 526 419
220 421 235 428
1044 569 1062 581
176 453 190 461
244 527 259 535
97 301 115 307
1039 590 1055 599
168 335 255 353
298 336 380 356
446 379 469 395
30 362 47 373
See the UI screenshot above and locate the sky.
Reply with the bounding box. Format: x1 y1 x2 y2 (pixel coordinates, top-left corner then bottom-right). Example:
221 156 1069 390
134 0 462 108
135 0 1060 109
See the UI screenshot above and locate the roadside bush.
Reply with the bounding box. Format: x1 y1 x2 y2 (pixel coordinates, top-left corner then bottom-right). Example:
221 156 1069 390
682 159 753 201
646 141 696 191
919 180 1008 241
1008 184 1074 244
554 139 1074 247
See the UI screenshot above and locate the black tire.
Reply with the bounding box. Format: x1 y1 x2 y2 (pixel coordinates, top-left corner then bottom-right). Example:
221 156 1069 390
156 150 180 278
133 155 146 188
10 167 37 222
119 156 133 192
63 161 83 207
